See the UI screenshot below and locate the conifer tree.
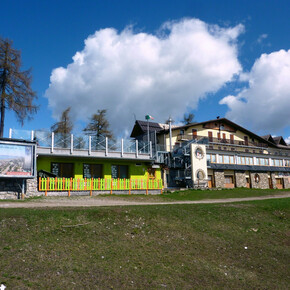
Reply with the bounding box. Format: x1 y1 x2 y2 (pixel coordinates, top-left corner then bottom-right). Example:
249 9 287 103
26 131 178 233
0 37 38 137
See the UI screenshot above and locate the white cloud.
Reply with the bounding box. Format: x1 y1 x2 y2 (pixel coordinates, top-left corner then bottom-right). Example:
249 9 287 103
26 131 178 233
220 49 290 133
285 137 290 145
45 18 243 135
257 33 268 43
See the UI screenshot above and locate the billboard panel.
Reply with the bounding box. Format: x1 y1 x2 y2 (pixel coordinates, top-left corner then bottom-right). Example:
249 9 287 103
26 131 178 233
0 141 36 178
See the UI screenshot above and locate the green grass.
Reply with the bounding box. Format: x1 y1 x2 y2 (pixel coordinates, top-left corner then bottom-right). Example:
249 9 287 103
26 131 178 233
0 198 289 289
100 187 290 202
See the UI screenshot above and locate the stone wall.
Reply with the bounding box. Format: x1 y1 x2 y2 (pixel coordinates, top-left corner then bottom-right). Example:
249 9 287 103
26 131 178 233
250 172 269 189
0 178 22 199
214 171 225 188
26 178 41 197
283 177 290 189
235 171 247 188
270 173 277 189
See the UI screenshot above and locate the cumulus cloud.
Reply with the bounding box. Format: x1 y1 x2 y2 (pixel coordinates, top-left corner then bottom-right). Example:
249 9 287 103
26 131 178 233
285 137 290 145
45 18 243 135
220 49 290 133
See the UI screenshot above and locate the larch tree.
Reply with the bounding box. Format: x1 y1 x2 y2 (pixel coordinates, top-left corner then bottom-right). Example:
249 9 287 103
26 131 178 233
0 37 38 137
83 109 113 139
51 107 73 147
83 109 114 150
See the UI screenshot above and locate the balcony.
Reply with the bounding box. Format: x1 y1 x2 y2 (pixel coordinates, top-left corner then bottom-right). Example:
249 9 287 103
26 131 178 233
9 129 153 160
175 133 268 149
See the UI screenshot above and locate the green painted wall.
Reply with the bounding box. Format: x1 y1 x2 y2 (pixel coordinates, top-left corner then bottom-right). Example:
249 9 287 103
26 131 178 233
37 156 161 179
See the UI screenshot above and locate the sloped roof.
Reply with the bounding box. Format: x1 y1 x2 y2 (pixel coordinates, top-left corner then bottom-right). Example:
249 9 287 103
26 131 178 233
261 134 277 145
273 136 287 146
130 120 166 137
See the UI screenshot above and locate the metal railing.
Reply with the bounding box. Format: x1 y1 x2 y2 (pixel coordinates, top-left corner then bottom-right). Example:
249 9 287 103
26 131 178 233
9 129 152 156
175 134 268 148
39 177 163 196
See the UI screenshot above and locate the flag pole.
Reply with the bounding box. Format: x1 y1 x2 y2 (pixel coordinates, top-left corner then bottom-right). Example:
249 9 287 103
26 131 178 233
147 119 149 146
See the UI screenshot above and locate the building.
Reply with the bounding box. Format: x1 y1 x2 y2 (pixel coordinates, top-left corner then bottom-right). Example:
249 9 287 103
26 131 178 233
130 117 290 189
1 130 162 199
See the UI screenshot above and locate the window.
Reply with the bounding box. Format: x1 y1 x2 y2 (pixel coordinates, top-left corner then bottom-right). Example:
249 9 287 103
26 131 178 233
83 164 103 178
180 129 185 135
51 163 74 178
206 154 211 162
229 156 235 164
225 175 233 184
211 154 216 163
237 156 246 165
245 157 253 165
111 165 129 179
223 155 230 164
208 131 213 142
258 158 265 166
147 168 156 179
273 159 283 167
285 160 290 167
192 129 197 139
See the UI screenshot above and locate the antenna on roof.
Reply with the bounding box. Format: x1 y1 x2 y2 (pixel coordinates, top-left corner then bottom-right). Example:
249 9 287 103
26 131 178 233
216 116 220 119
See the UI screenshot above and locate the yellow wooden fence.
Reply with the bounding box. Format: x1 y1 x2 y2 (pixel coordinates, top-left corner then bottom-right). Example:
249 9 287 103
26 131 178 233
39 177 163 196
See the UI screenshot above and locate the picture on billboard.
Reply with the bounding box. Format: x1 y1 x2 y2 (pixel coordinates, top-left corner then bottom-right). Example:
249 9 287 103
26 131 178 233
0 143 34 177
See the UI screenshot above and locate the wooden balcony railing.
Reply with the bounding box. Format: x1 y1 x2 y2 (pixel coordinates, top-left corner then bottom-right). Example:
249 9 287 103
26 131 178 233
176 134 268 148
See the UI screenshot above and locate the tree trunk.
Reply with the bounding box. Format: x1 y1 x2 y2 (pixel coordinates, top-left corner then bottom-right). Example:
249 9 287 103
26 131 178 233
0 44 8 138
0 94 5 137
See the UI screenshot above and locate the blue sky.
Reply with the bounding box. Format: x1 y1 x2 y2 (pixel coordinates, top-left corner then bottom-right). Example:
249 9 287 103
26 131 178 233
1 0 290 141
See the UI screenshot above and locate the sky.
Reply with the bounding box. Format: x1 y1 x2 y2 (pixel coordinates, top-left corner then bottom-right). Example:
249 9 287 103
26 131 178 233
1 0 290 142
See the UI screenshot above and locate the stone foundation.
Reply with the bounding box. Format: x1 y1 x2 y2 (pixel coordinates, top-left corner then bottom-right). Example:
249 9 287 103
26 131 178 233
250 172 269 189
270 173 277 189
235 171 247 188
0 178 23 199
283 177 290 189
26 178 41 197
214 171 225 188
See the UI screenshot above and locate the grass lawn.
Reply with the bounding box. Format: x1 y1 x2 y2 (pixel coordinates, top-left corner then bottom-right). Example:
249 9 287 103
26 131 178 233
98 187 290 202
0 198 289 289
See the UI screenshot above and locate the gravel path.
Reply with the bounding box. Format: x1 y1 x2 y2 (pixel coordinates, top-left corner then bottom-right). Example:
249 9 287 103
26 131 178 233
0 193 289 208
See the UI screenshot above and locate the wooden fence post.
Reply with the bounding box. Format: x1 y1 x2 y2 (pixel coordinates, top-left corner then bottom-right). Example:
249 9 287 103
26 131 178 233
110 179 113 194
38 177 41 192
90 178 93 196
45 178 48 197
68 178 72 197
129 179 131 195
146 179 149 195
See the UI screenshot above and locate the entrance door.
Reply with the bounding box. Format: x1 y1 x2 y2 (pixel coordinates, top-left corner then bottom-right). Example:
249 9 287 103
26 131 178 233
276 178 284 189
208 131 213 142
246 177 250 188
208 175 213 188
268 177 273 189
225 175 234 188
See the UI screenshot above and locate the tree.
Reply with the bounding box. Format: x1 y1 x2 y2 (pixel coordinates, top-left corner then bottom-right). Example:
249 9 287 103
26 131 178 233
182 113 195 125
51 107 73 148
83 109 113 139
0 38 37 137
83 109 114 150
